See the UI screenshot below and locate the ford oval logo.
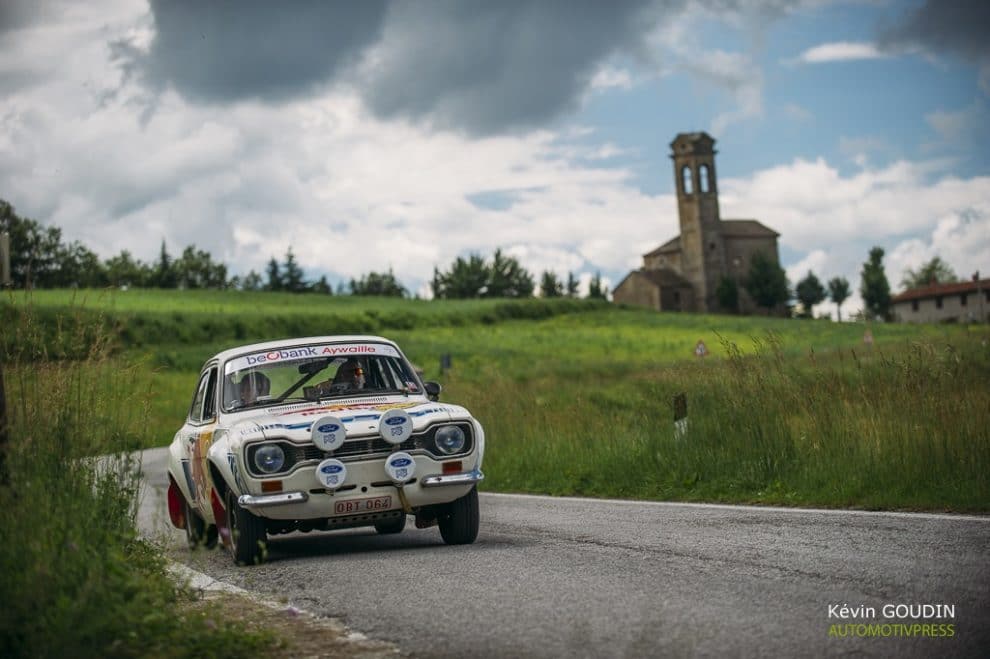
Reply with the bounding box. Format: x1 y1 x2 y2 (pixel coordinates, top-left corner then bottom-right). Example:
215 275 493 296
385 417 406 426
317 423 340 433
389 457 412 467
321 464 343 474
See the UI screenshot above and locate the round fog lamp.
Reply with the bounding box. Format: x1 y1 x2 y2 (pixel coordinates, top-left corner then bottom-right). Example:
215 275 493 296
435 425 466 455
254 444 285 474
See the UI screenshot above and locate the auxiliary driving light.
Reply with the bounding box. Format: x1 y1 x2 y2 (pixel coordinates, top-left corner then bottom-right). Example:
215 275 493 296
315 458 347 490
385 452 416 484
311 415 346 452
379 409 413 445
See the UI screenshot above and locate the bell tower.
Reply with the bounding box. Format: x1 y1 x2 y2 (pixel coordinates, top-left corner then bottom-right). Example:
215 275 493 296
670 132 725 312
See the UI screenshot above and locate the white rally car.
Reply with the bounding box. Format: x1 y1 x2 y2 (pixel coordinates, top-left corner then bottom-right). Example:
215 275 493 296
165 335 484 565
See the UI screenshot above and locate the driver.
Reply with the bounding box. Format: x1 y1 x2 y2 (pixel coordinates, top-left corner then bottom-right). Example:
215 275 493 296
332 359 366 391
239 371 271 405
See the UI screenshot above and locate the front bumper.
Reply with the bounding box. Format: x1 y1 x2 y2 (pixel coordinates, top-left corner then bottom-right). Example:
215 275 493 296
420 468 484 487
238 468 485 511
238 491 309 508
236 457 483 519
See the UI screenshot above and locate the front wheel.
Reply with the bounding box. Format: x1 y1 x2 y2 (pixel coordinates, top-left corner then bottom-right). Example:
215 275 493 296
225 490 267 565
438 486 479 545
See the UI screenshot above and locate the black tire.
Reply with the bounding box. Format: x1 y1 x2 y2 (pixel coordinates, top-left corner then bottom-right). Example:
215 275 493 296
225 489 268 565
438 486 479 545
184 498 218 550
374 515 407 535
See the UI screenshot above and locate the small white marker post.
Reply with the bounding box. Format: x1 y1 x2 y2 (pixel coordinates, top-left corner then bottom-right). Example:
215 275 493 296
673 393 688 440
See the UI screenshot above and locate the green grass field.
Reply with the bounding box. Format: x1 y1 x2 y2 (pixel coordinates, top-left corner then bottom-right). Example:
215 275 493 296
3 289 987 655
4 289 988 512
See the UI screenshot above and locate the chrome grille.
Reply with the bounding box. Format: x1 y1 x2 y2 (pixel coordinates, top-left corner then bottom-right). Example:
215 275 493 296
290 435 422 463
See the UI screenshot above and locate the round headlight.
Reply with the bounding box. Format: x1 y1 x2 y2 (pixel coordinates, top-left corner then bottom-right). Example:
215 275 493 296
254 445 285 474
435 425 466 455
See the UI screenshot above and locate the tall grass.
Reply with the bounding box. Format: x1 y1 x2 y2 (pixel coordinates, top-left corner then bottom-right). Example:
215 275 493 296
0 306 277 658
442 331 990 510
12 289 983 510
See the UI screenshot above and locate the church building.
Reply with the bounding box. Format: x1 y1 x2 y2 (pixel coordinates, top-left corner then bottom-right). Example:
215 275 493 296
612 132 781 314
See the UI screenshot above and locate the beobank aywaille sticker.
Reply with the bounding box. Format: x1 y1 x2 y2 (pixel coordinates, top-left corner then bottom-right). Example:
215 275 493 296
225 343 398 373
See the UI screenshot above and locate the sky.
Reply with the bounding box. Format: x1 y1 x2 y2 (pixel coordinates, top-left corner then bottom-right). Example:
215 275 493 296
1 0 988 316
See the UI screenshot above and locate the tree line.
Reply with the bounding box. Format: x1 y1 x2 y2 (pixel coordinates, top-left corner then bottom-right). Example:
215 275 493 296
0 199 608 300
3 198 958 315
715 244 961 321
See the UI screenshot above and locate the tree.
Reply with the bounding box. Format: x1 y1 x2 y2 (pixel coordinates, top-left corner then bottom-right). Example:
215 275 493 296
311 275 333 295
487 249 534 298
152 240 177 288
0 200 63 288
715 275 739 314
828 276 850 322
565 271 579 297
265 258 282 292
860 246 892 321
282 248 307 293
350 269 406 297
432 255 488 298
587 272 608 300
795 271 826 318
539 270 563 298
432 250 534 299
743 251 789 313
175 245 227 289
900 256 958 290
241 270 263 291
104 250 147 288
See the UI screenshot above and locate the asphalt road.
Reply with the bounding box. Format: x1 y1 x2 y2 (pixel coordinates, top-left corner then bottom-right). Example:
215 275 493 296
139 447 989 658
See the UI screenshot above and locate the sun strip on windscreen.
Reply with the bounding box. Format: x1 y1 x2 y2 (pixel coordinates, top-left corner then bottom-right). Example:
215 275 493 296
223 343 400 374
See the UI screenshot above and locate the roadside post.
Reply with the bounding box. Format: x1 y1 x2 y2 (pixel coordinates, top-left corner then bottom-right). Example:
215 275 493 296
673 392 688 440
440 353 452 375
0 232 10 288
0 355 7 484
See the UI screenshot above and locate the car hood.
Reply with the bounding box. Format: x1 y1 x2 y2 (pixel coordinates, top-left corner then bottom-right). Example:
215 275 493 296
225 396 473 445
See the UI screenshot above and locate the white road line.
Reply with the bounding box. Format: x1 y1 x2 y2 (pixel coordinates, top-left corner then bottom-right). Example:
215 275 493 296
480 491 990 522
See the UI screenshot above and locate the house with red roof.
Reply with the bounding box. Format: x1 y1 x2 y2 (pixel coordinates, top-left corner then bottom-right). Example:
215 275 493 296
891 276 990 323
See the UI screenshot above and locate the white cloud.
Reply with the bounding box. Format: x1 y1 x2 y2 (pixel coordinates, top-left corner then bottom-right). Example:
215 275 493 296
1 0 986 320
925 101 990 146
719 158 990 316
590 66 635 92
795 41 886 64
641 11 765 135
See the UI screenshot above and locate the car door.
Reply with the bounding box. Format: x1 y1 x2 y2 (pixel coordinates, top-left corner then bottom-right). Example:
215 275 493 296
185 365 219 517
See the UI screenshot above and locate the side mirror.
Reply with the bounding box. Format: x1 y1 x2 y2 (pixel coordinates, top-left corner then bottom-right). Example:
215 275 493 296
424 381 442 402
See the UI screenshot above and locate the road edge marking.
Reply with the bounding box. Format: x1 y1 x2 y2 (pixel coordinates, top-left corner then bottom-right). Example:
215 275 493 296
480 491 990 522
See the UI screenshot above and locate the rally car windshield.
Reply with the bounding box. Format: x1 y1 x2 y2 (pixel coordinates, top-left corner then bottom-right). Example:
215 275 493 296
221 343 422 412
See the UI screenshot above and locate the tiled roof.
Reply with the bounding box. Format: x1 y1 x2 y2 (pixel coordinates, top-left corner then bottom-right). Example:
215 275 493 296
721 219 780 237
644 236 680 257
892 278 990 303
635 268 692 289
